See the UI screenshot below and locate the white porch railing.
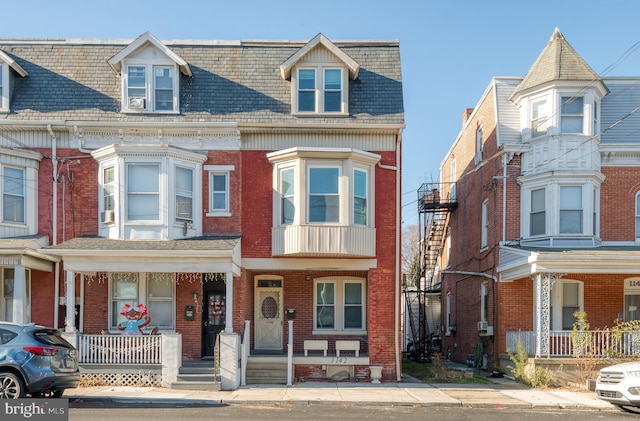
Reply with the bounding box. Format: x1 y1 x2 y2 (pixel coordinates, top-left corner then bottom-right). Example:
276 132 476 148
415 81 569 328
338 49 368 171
506 330 640 357
78 334 162 364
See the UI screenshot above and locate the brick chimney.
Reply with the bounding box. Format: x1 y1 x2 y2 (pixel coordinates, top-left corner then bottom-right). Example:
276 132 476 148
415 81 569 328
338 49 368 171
462 108 474 126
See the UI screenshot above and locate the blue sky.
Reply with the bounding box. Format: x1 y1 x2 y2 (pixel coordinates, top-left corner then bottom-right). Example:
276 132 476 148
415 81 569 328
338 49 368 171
4 0 640 226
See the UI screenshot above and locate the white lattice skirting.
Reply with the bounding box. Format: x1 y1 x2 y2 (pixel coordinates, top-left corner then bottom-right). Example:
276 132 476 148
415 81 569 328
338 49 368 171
80 371 162 387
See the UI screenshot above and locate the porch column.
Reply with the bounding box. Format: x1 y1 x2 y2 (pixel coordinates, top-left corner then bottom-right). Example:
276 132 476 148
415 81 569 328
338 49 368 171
11 265 27 324
225 271 233 333
533 272 563 357
65 270 76 333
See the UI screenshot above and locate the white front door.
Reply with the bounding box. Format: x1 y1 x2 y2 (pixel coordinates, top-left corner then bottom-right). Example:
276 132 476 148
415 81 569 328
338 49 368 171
255 280 283 351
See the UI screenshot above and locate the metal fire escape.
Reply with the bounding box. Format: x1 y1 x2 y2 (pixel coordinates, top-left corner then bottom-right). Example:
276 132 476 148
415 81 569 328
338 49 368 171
405 182 457 362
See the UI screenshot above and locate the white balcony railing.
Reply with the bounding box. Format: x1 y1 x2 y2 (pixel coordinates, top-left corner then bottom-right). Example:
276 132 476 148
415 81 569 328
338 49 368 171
272 225 376 257
506 330 640 358
78 334 162 364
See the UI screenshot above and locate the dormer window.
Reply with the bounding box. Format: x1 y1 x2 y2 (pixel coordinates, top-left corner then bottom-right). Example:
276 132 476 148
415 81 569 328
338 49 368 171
124 64 177 113
0 50 28 113
280 34 359 116
108 32 192 115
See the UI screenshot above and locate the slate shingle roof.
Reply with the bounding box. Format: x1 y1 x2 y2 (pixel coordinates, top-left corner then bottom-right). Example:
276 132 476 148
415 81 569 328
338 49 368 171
0 37 404 126
511 28 607 98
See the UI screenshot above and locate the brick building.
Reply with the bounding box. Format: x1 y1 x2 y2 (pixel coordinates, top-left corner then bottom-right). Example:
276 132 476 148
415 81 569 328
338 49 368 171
420 28 640 373
0 32 404 384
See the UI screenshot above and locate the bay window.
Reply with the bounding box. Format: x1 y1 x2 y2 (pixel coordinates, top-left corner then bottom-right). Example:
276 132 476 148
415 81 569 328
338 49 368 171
281 168 295 225
531 99 548 137
560 186 582 234
175 166 193 222
3 166 24 223
561 96 584 134
354 169 367 225
530 188 546 236
309 167 340 223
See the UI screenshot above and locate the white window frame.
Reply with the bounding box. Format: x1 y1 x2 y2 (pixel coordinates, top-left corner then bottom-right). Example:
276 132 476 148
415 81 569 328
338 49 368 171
127 163 161 222
559 185 583 234
636 192 640 241
308 165 341 223
2 166 25 224
313 277 366 334
175 166 193 223
353 167 368 226
0 64 6 112
293 66 347 115
205 165 234 217
560 96 584 134
474 126 483 164
481 199 489 249
480 282 488 322
2 268 30 323
279 165 295 225
531 98 548 138
109 272 175 332
530 188 546 237
550 279 583 330
123 62 179 114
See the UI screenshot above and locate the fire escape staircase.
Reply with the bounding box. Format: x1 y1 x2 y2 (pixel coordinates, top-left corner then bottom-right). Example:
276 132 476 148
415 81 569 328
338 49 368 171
404 182 457 362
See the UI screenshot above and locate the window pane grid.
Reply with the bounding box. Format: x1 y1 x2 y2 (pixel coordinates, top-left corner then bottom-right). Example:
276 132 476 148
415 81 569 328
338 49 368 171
3 167 25 223
210 173 229 212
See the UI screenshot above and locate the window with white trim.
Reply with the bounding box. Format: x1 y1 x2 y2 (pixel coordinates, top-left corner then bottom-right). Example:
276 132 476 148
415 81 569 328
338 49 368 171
309 166 340 223
314 277 365 332
2 268 30 323
127 164 160 221
636 192 640 241
560 186 582 234
280 167 295 225
480 282 488 322
561 96 584 134
354 168 368 225
475 126 483 164
481 199 489 249
531 99 548 138
102 166 115 224
109 272 175 331
550 280 582 330
205 165 234 217
175 166 193 222
530 188 546 236
446 292 452 334
0 64 5 112
294 67 346 114
3 166 24 224
124 64 178 113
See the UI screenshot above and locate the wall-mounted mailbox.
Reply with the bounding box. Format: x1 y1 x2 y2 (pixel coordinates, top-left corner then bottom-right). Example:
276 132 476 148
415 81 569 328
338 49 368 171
185 305 195 321
286 308 296 319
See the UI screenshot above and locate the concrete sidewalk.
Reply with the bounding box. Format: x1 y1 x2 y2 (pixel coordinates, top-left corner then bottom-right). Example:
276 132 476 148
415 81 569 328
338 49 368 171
64 380 614 411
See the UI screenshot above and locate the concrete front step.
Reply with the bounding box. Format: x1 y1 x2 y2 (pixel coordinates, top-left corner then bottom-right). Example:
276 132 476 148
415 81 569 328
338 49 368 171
245 361 288 385
169 359 220 391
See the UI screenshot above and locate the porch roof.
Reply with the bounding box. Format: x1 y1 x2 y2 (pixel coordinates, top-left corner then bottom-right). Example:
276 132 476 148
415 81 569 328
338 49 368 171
0 235 58 272
39 235 242 275
498 244 640 282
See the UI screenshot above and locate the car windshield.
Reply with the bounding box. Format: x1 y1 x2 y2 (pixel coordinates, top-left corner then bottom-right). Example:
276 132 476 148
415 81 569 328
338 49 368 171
33 329 73 348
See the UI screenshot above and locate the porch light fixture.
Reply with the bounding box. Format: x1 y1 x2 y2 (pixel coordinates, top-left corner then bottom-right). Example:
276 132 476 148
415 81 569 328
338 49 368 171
193 292 198 300
306 275 311 281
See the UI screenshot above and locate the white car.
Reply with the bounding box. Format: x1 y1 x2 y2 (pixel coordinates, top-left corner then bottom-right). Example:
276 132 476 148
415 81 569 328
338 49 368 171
596 361 640 409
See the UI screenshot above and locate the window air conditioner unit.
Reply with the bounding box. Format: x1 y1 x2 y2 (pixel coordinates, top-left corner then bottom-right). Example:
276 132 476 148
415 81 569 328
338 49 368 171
128 97 146 109
477 321 488 331
102 210 115 224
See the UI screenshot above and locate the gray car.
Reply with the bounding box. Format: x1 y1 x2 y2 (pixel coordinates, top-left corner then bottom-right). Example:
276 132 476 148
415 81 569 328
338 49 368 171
0 322 80 398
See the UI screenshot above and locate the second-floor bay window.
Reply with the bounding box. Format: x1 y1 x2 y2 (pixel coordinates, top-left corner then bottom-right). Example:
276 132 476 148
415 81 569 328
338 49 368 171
530 188 546 236
268 147 379 257
93 144 206 240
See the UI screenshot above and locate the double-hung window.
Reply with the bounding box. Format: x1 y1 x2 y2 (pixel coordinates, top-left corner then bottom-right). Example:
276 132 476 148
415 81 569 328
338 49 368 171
309 167 340 223
314 278 365 332
3 167 24 224
281 168 295 225
205 165 233 216
560 186 582 234
481 199 489 248
296 67 344 113
102 166 115 224
110 272 175 331
530 188 546 236
561 96 584 134
125 64 176 113
175 167 193 222
353 169 367 225
475 126 483 164
531 99 548 137
127 164 160 221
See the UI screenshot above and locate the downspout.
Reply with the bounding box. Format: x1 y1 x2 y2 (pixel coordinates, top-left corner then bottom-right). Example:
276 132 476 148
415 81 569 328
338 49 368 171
377 132 402 382
502 153 507 243
48 125 60 328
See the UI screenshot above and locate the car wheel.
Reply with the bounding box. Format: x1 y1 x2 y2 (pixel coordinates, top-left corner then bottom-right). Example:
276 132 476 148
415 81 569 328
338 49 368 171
0 372 25 399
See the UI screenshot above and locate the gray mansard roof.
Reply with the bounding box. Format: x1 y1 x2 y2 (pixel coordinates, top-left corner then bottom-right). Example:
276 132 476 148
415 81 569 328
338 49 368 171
0 35 404 126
